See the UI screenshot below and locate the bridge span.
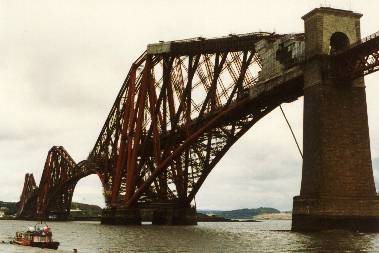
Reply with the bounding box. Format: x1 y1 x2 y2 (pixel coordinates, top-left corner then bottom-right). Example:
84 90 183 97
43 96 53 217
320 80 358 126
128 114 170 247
17 7 379 231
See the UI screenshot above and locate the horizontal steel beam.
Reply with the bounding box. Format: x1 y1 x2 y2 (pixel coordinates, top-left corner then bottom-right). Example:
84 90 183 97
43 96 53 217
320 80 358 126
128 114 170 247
147 32 283 56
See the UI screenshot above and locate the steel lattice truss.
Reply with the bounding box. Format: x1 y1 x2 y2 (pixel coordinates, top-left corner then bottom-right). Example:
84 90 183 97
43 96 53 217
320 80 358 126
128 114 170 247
88 32 295 209
17 173 37 217
17 30 379 219
36 146 78 217
18 146 98 218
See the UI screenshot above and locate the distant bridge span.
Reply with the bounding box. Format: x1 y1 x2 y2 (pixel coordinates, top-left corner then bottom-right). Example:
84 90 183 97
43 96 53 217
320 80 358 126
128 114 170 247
17 8 379 231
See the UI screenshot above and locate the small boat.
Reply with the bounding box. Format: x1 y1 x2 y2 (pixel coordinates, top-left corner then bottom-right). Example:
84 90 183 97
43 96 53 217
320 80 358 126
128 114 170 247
12 222 60 250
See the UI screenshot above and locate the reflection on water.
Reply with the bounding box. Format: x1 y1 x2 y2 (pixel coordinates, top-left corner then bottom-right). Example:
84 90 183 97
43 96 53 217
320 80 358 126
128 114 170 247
0 220 378 252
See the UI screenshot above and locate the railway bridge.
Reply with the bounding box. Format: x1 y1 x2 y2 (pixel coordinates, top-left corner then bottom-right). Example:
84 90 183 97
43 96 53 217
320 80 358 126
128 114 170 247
16 7 379 231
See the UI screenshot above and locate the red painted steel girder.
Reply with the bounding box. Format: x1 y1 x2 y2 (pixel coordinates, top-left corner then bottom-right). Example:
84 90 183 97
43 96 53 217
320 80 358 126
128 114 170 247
35 146 76 217
86 32 306 210
17 173 38 217
17 149 101 219
21 29 379 217
32 146 100 218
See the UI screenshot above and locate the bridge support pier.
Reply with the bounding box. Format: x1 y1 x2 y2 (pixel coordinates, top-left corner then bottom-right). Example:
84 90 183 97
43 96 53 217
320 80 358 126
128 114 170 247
101 208 141 225
292 197 379 231
152 207 197 225
292 7 379 232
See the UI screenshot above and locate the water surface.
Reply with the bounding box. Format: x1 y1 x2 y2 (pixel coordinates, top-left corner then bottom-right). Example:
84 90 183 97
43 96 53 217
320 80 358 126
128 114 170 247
0 220 377 252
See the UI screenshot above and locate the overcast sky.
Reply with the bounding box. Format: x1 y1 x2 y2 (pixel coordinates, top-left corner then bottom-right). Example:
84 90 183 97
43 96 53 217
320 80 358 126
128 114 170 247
1 0 379 211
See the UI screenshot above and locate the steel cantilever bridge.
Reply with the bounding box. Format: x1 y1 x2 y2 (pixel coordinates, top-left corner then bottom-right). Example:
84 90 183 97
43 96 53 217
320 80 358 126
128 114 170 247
16 8 379 229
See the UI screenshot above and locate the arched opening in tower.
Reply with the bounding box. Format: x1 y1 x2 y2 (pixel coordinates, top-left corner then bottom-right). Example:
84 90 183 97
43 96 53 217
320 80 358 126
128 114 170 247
330 32 350 54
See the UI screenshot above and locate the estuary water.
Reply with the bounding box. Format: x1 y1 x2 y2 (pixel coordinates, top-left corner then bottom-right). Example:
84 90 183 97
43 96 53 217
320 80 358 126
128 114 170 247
0 220 378 252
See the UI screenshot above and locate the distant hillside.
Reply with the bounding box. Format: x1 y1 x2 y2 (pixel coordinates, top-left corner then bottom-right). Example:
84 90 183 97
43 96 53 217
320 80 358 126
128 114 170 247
1 200 279 220
198 207 280 219
70 202 102 217
0 201 17 215
0 201 102 217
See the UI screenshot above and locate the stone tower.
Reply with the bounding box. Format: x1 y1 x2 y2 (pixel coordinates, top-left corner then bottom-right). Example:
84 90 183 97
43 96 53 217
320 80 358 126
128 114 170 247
292 7 379 231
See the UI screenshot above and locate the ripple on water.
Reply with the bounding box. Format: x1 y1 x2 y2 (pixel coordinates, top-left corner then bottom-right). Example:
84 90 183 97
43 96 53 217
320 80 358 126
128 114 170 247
0 220 378 252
